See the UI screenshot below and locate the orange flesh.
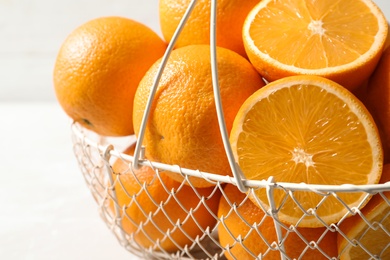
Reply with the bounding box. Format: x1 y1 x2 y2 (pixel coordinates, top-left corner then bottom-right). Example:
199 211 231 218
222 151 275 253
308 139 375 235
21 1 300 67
231 76 383 227
237 84 374 185
249 0 380 69
347 204 390 259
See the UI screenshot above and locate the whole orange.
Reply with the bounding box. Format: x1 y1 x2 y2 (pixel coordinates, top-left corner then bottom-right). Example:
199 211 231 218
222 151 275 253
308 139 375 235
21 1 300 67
110 144 221 252
53 16 167 136
159 0 259 57
133 45 264 187
218 184 338 259
366 47 390 162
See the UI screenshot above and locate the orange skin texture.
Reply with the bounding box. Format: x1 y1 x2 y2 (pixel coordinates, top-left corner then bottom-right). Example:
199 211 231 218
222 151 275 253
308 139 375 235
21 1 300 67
53 16 167 136
366 48 390 162
133 45 265 187
159 0 260 58
218 184 338 260
111 145 221 252
245 43 384 91
351 79 369 104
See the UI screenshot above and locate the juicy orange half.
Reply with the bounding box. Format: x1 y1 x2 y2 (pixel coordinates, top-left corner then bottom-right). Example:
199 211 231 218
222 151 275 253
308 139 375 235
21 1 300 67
337 164 390 259
243 0 388 90
229 75 383 227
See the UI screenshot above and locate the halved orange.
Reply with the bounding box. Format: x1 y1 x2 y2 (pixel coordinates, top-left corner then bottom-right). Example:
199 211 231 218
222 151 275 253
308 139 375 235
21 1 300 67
229 75 383 227
243 0 388 90
337 164 390 259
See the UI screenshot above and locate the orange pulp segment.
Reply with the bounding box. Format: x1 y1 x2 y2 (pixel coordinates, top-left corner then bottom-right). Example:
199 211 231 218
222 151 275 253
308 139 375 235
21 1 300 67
337 164 390 259
243 0 388 90
229 75 383 227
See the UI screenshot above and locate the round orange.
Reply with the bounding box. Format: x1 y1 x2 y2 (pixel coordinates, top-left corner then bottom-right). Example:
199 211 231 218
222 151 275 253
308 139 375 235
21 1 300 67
385 23 390 50
366 47 390 163
133 45 265 187
110 144 221 252
218 184 338 259
53 16 167 136
159 0 259 57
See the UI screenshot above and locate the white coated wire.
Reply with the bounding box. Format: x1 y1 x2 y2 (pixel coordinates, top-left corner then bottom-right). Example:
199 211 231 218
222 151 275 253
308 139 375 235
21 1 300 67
72 123 390 194
133 0 199 170
209 0 248 194
70 0 390 258
109 0 390 195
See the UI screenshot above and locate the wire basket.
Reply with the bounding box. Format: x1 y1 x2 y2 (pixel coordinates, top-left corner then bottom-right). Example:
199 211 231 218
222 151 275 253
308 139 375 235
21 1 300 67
70 0 390 259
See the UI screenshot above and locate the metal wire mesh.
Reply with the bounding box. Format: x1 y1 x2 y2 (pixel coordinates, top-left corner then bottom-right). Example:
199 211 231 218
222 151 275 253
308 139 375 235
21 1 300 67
69 0 390 258
71 123 390 259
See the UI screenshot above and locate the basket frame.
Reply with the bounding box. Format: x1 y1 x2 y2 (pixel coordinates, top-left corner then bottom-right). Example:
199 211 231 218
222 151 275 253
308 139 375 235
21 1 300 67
70 0 390 258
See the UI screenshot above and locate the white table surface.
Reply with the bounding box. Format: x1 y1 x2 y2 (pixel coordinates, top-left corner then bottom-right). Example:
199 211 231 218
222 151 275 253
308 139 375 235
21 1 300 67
0 102 139 260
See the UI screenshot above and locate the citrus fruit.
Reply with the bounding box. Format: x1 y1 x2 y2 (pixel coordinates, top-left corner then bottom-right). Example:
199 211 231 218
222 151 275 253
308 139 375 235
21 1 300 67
337 164 390 259
385 23 390 50
110 144 221 252
218 184 338 259
159 0 259 57
243 0 388 90
53 16 167 136
133 45 265 187
229 75 383 227
351 79 370 104
366 47 390 162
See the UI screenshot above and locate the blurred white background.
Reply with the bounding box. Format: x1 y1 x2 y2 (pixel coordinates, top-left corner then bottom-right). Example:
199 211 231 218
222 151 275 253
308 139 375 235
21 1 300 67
0 0 160 102
0 0 389 102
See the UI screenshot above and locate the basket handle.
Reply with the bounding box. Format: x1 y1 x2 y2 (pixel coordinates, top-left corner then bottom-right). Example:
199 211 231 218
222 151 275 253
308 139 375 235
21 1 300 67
133 0 199 169
134 0 248 193
209 0 247 193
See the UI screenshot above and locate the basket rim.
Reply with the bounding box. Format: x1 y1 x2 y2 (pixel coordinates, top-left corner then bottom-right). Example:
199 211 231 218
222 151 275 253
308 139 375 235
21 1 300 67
71 122 390 193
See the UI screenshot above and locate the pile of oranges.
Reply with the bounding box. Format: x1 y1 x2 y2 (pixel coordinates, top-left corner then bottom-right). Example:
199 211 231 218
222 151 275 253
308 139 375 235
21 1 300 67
54 0 390 259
